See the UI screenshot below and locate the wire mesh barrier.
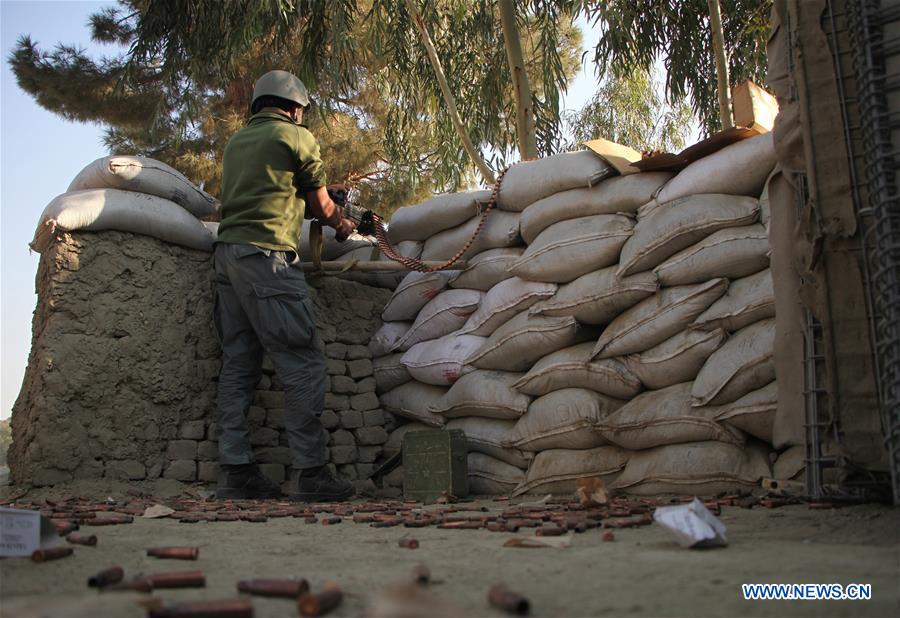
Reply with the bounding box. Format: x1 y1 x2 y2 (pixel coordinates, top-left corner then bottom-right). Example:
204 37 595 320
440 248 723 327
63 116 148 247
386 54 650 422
846 0 900 505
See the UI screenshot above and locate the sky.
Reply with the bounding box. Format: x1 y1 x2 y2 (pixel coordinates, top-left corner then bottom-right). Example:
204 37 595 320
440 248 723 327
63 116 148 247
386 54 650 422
0 2 610 421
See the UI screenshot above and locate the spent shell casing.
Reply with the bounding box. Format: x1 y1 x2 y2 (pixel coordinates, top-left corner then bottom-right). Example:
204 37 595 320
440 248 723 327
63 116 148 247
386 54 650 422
601 531 615 542
398 537 419 549
237 578 310 598
145 570 206 589
148 598 253 618
147 547 199 560
321 516 342 525
534 526 565 537
297 583 342 617
412 564 430 586
51 519 79 535
31 546 74 562
105 577 154 593
488 584 530 615
88 566 125 588
66 532 97 546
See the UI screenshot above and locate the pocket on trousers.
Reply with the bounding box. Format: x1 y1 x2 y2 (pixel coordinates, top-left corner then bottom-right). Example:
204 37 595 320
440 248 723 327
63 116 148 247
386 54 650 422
251 280 316 349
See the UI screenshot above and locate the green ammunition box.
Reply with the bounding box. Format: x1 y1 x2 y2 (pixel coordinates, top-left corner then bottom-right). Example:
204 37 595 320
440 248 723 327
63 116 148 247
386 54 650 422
402 429 468 503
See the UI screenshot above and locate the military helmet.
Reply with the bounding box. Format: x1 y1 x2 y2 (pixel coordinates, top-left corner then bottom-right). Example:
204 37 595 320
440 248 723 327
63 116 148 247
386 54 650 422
252 70 310 108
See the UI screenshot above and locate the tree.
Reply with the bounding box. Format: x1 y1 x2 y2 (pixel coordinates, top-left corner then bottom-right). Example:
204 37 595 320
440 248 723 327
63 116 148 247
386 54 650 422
583 0 771 135
566 69 694 153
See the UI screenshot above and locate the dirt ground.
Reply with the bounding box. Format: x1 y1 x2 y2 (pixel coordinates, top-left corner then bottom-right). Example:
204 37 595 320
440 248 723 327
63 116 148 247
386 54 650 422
1 481 898 618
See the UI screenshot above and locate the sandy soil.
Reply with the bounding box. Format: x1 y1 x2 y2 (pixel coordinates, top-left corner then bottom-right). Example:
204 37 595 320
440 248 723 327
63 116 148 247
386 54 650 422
1 484 898 618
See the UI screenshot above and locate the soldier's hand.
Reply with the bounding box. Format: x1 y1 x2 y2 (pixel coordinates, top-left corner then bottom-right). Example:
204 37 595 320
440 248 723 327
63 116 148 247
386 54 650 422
334 218 356 242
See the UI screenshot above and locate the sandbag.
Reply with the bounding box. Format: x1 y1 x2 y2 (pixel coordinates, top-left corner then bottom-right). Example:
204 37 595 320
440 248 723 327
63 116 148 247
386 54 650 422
373 353 412 394
382 271 457 322
692 318 776 407
592 279 728 359
429 370 531 420
512 342 642 399
383 422 432 456
459 278 557 336
468 311 594 372
394 289 482 351
710 381 777 444
335 245 403 290
655 132 777 204
529 267 658 325
446 417 532 469
519 172 674 243
368 322 412 357
498 150 611 212
596 383 744 450
612 441 772 496
773 444 805 480
388 190 491 242
448 247 525 291
379 382 448 427
400 332 485 385
625 329 727 390
654 224 770 286
512 446 629 496
509 214 634 283
68 155 219 218
692 269 775 333
617 194 759 277
507 388 622 452
31 189 217 253
468 452 526 494
420 210 521 261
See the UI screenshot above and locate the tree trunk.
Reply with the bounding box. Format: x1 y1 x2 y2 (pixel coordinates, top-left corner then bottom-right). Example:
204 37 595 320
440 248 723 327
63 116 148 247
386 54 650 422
406 0 497 184
499 0 538 159
707 0 733 129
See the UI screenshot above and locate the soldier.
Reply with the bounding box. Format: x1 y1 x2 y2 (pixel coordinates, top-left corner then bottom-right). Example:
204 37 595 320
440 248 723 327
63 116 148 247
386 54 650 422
213 70 356 502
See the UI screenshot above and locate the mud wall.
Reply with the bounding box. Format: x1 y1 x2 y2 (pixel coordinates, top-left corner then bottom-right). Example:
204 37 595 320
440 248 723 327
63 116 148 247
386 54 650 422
10 231 395 487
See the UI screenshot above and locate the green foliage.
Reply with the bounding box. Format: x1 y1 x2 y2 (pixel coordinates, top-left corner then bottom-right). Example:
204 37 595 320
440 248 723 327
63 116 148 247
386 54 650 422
583 0 771 135
567 69 693 153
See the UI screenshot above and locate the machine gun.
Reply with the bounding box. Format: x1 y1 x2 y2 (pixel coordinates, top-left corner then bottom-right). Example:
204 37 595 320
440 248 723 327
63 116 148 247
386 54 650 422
326 186 379 237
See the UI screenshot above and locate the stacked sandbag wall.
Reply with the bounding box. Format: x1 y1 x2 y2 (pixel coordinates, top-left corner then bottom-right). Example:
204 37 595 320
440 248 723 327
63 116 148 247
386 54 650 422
374 134 803 496
11 156 398 488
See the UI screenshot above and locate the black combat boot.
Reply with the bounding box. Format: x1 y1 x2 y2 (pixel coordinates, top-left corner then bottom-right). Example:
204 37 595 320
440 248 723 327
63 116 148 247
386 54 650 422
216 463 282 499
290 465 355 503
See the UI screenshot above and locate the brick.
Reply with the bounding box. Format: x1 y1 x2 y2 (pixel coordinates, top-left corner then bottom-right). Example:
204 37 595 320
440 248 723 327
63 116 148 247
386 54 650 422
346 345 370 360
356 463 377 479
331 375 357 395
32 468 72 487
362 409 385 427
257 446 293 465
350 300 375 319
105 460 146 480
354 479 378 495
180 421 206 440
198 441 219 461
355 426 389 446
247 405 267 424
267 408 285 429
167 440 198 460
330 429 356 446
262 355 275 374
325 393 350 411
259 463 285 484
250 427 280 446
319 324 337 342
330 445 358 465
337 328 369 345
198 461 219 482
255 391 284 409
356 377 376 394
147 462 164 479
358 446 382 463
164 460 197 481
325 342 348 359
326 359 346 375
338 463 359 480
320 410 340 430
271 374 285 390
257 374 272 390
207 423 218 440
340 410 363 429
351 392 379 412
346 359 373 379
